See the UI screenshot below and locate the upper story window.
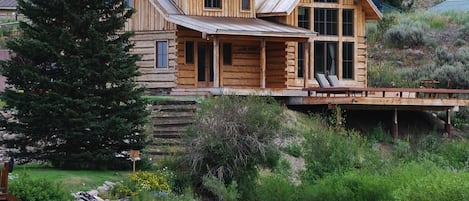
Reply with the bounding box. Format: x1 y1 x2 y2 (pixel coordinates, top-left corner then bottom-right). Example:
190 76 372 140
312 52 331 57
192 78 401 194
242 0 250 10
343 9 354 36
314 0 338 2
205 0 222 9
314 8 338 36
298 7 310 29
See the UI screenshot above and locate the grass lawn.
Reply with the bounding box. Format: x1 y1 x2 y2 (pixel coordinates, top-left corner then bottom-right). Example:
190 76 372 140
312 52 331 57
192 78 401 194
12 163 130 192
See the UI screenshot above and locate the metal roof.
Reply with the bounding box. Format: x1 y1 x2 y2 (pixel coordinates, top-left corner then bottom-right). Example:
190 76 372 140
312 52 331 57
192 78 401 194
428 0 469 13
256 0 300 16
0 0 17 9
150 0 183 16
256 0 382 20
167 15 316 38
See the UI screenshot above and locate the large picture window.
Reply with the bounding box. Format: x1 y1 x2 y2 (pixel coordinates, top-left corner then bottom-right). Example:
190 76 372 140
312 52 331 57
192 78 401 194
314 41 337 75
298 7 310 29
156 41 168 68
343 9 354 36
343 42 354 79
242 0 250 10
298 42 304 78
205 0 221 9
314 8 338 36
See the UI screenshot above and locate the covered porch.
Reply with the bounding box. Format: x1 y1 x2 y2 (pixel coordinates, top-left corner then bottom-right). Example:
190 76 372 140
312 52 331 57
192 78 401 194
168 15 316 90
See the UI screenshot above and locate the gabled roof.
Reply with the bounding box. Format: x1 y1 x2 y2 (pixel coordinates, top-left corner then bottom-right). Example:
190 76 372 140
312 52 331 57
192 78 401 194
167 15 316 38
256 0 382 20
154 0 316 39
0 0 17 10
428 0 469 13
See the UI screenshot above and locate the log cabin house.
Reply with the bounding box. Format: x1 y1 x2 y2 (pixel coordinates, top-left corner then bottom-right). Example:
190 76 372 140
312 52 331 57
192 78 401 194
125 0 469 137
125 0 381 94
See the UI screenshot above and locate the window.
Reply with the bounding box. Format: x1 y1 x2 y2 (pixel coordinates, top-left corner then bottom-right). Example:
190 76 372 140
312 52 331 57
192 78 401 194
156 41 168 68
314 41 337 75
314 0 338 2
343 9 354 36
298 42 304 78
298 7 310 29
205 0 221 9
185 41 194 64
314 8 338 35
223 43 232 65
242 0 250 10
126 0 134 8
343 42 354 79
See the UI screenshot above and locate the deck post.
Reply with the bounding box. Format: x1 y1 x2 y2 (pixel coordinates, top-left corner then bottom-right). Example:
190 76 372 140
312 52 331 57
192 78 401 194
304 41 310 88
260 39 266 88
213 36 220 88
392 108 398 138
446 109 452 138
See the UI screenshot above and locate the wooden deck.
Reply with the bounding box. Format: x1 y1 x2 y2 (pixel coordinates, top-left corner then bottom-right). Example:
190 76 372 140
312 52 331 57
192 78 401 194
296 87 469 111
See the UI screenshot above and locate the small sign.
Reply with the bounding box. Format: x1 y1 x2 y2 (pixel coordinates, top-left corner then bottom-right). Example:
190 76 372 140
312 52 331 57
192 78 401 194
130 150 140 160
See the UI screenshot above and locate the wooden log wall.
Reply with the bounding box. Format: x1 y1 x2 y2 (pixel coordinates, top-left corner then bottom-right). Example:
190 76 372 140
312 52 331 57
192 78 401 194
175 27 200 88
130 31 177 91
222 41 261 88
266 42 288 88
124 0 176 32
183 0 255 18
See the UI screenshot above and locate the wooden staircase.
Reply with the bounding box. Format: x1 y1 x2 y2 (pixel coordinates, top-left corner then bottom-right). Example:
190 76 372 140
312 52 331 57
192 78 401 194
145 100 197 160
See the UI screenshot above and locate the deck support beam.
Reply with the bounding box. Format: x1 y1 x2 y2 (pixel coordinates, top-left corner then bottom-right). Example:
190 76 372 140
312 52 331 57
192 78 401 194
213 36 220 88
260 39 266 89
446 109 452 138
392 108 398 138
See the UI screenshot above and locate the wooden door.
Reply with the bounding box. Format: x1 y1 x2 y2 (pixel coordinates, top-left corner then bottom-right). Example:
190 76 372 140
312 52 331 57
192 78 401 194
197 43 214 87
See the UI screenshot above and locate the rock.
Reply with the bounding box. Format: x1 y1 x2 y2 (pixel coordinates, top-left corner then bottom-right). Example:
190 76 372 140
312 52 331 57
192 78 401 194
103 181 115 188
96 186 108 194
87 190 99 197
73 191 104 201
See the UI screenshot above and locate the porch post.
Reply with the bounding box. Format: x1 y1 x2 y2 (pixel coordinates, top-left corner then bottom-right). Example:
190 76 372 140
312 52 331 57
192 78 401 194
392 108 398 138
213 36 220 88
446 109 452 138
304 41 310 88
260 39 266 88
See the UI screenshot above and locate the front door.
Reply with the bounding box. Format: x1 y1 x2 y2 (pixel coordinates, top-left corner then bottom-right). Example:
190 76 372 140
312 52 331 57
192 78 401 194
197 43 214 87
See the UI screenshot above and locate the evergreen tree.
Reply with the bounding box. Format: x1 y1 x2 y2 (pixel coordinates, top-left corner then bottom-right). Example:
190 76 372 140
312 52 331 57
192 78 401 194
0 0 148 169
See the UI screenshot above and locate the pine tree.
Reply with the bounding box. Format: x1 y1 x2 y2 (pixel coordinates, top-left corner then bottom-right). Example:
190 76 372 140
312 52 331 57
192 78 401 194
0 0 148 169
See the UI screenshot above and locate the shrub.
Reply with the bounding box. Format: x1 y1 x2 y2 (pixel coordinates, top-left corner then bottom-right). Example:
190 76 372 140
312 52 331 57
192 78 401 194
184 95 284 199
367 63 403 87
434 139 469 170
282 144 303 157
302 127 370 182
384 19 429 48
254 175 298 201
458 23 469 41
202 176 240 201
431 63 469 89
9 173 73 201
113 171 171 198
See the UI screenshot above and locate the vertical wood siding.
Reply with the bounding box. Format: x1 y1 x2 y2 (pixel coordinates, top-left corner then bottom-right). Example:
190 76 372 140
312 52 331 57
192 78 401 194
184 0 255 18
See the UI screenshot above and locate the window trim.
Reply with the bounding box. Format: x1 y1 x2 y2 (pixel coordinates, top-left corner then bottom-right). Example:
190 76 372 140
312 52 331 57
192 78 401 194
204 0 222 9
155 40 169 69
241 0 251 11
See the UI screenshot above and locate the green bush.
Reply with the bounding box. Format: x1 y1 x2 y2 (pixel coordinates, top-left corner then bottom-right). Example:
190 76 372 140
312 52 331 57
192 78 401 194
184 95 284 199
384 19 429 48
254 175 298 201
302 127 371 182
282 144 303 157
458 23 469 41
202 176 240 201
9 173 73 201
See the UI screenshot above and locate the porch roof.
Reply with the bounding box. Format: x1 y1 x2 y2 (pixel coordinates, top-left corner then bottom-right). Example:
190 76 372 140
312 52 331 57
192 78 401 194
167 15 317 38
